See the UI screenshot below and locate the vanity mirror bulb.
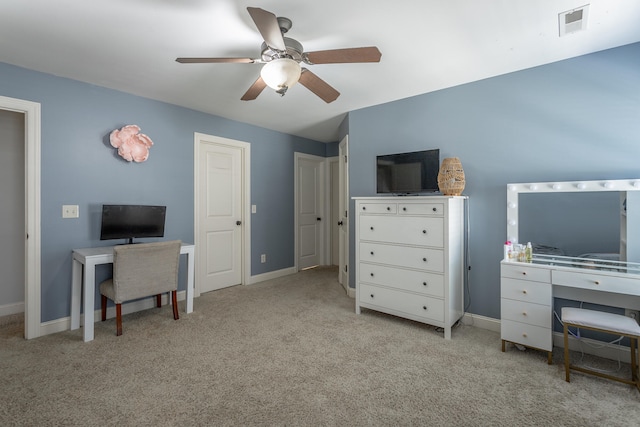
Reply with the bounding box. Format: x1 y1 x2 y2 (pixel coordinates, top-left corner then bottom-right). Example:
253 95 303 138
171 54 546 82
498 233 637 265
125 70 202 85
603 181 613 189
529 184 538 191
552 184 562 190
508 219 517 226
508 202 517 209
576 183 586 190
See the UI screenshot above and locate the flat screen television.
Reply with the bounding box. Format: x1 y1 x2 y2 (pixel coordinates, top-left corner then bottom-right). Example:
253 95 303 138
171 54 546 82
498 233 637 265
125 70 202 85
376 149 440 194
100 204 166 244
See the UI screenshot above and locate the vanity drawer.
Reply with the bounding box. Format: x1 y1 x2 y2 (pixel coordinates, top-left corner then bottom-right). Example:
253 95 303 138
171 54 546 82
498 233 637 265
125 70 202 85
359 263 445 298
501 319 552 351
501 278 551 305
360 242 444 272
359 215 444 247
501 299 551 328
552 270 640 296
359 283 445 322
358 203 397 214
398 203 443 216
501 263 550 283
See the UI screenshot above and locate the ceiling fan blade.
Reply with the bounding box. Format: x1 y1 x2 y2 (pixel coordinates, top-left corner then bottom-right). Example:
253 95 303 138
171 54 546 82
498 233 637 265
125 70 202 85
247 7 286 52
304 46 382 64
241 76 267 101
176 57 256 64
298 68 340 103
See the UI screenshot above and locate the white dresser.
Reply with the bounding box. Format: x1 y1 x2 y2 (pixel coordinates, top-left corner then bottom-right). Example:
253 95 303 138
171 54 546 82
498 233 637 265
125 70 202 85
354 196 466 339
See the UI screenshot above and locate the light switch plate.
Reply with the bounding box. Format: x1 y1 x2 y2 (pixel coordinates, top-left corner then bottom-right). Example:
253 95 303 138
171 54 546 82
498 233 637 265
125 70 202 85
62 205 79 218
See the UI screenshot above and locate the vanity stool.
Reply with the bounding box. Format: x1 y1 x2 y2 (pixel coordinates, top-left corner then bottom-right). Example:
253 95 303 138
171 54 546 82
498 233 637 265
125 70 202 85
562 307 640 392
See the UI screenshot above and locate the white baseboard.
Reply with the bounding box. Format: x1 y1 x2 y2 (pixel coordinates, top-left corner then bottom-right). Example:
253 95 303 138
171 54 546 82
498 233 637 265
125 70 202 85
39 290 187 337
249 267 297 285
0 302 25 317
461 312 501 333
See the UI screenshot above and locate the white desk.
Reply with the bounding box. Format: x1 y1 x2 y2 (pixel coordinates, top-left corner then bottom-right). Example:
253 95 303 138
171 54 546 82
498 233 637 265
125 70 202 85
501 255 640 360
70 243 195 342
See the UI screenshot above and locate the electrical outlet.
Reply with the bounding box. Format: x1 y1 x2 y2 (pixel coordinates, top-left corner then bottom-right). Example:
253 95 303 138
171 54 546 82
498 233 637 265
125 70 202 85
260 254 266 263
62 205 79 218
625 309 640 322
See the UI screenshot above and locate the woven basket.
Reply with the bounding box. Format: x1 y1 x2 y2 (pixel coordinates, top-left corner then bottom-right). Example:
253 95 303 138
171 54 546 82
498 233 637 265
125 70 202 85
437 157 465 196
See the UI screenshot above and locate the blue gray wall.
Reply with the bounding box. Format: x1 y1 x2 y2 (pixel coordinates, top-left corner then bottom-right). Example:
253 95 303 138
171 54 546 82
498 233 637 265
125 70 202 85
347 42 640 319
0 62 329 322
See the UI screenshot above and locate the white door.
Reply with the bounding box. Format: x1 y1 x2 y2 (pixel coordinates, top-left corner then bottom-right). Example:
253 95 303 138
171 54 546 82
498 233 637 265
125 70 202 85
296 153 325 270
330 158 339 266
197 138 244 293
338 136 349 289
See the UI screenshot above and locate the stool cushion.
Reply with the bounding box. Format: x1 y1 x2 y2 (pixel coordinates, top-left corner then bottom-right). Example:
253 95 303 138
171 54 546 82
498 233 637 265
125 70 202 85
562 307 640 336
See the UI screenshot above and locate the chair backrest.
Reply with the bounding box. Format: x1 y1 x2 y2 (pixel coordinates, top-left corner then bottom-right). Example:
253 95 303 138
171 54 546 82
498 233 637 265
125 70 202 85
112 240 182 302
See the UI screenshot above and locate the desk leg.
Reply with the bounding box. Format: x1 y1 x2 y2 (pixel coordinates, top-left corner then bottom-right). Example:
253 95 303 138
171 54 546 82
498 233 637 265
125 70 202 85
70 259 82 330
83 261 96 342
186 250 194 314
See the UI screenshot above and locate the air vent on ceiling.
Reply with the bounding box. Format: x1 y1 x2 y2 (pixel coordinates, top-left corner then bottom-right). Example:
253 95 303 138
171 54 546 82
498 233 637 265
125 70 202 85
559 4 590 37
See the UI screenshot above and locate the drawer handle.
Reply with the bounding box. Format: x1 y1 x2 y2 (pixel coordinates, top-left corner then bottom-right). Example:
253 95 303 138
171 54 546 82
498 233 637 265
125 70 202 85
422 281 427 287
595 281 600 285
370 294 374 298
522 312 527 316
362 206 366 210
522 333 528 338
386 206 390 211
423 306 427 311
370 251 374 256
403 207 407 211
422 257 427 262
370 273 374 277
522 290 527 294
432 207 437 212
422 230 427 234
521 272 527 276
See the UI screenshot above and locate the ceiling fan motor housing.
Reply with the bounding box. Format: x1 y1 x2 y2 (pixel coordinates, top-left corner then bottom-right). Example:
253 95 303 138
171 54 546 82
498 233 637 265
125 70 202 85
261 37 304 63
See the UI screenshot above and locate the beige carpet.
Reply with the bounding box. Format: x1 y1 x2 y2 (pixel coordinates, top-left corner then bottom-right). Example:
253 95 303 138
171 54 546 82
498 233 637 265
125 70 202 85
1 266 638 426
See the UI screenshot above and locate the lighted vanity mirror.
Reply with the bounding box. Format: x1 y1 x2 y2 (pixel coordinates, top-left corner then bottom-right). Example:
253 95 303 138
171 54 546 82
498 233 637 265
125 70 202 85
506 179 640 262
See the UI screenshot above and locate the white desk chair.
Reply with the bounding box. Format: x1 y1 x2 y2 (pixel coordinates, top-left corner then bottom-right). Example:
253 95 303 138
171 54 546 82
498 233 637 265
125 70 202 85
562 307 640 392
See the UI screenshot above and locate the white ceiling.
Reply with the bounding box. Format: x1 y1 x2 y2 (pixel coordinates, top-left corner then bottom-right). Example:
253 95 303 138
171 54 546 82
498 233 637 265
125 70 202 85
2 1 639 142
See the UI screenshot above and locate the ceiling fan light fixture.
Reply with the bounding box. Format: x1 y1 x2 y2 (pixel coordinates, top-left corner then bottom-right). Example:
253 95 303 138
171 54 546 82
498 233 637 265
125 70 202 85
260 58 301 95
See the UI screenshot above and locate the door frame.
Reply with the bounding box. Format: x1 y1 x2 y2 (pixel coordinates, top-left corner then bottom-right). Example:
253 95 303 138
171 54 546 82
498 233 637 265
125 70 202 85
294 152 328 271
0 95 41 339
338 135 350 293
194 132 251 295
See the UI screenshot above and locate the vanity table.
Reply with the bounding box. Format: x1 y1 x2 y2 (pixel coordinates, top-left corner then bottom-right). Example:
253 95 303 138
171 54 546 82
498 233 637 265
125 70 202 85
500 179 640 360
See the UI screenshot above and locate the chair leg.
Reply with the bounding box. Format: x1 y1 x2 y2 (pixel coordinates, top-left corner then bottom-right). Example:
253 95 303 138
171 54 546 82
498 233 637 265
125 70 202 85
172 290 179 320
115 303 123 336
564 322 570 382
156 294 162 308
101 295 107 321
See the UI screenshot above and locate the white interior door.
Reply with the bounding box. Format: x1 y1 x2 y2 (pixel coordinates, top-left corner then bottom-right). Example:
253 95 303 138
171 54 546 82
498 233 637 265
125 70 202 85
338 136 349 289
296 153 325 270
330 158 339 266
197 138 244 293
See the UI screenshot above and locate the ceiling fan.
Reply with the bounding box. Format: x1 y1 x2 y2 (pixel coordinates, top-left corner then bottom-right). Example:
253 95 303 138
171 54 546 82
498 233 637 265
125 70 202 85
176 7 382 103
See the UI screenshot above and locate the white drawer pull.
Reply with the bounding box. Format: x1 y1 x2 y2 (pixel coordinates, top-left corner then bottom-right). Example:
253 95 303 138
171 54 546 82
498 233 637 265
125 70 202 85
522 290 527 294
522 312 527 316
522 333 528 338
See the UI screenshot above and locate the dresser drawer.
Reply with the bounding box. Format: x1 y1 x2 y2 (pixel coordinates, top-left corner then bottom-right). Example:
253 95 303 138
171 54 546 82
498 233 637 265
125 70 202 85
501 319 552 351
358 202 397 214
501 263 550 283
359 263 445 298
552 270 640 296
501 278 551 305
398 203 443 216
359 283 445 322
359 215 444 247
360 242 444 272
501 299 551 328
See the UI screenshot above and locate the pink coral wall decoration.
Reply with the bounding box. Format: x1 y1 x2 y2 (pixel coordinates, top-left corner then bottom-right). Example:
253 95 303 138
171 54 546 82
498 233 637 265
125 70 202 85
109 125 154 162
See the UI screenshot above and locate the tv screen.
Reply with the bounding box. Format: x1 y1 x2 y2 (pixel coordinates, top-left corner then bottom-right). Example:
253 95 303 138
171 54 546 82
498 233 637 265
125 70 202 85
376 149 440 194
100 204 166 244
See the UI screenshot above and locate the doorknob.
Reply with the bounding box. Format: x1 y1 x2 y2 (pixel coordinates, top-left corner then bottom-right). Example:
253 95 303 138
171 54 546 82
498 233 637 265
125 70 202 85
236 220 242 226
338 221 343 226
317 217 322 221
